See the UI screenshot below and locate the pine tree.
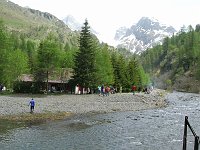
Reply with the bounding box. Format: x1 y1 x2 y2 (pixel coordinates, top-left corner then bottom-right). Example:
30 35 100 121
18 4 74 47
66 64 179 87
111 52 120 90
26 40 36 74
128 57 137 86
117 55 129 91
111 53 129 92
73 19 97 91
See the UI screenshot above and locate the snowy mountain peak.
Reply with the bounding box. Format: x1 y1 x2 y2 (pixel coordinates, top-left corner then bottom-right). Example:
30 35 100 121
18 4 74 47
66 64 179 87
62 15 98 35
62 15 82 31
114 26 128 41
115 17 177 54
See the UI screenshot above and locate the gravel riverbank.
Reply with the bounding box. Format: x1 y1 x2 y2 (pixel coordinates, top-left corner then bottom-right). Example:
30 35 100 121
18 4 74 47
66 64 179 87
0 89 167 116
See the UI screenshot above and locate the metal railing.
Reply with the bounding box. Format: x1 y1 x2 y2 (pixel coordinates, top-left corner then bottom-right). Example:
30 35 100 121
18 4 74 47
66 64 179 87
183 116 199 150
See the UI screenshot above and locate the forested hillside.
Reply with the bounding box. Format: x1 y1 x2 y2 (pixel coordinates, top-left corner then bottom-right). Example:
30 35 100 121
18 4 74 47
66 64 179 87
0 0 80 47
0 19 77 91
0 4 150 93
140 25 200 93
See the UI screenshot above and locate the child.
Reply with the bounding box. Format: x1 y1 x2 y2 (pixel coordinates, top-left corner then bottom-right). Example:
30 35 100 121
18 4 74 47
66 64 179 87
29 98 35 113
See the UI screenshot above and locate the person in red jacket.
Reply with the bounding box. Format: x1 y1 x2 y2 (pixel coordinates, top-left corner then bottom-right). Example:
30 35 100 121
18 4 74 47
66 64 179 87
132 85 137 95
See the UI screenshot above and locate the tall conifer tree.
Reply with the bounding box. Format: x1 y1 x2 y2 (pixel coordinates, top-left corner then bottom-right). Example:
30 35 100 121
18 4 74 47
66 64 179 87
73 19 96 90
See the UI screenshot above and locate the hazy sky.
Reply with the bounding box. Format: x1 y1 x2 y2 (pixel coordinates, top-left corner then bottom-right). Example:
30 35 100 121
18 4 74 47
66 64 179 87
9 0 200 45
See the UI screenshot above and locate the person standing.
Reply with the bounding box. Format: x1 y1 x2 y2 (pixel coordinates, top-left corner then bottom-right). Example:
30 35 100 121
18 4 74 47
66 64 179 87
98 85 101 96
101 84 105 96
132 85 137 95
29 98 35 113
105 86 110 96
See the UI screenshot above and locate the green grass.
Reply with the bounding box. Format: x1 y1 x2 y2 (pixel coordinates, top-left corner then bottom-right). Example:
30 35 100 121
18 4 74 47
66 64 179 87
0 119 26 133
0 111 73 133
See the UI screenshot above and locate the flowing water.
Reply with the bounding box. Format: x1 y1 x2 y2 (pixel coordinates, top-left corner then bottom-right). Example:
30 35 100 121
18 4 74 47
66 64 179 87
1 91 200 150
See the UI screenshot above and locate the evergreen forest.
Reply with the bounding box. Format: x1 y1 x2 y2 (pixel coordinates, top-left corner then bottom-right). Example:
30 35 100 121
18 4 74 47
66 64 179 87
140 25 200 93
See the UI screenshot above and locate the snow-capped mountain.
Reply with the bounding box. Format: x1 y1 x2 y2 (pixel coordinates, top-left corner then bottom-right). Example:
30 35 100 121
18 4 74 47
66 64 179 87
115 17 177 54
62 15 98 35
114 26 128 41
62 15 82 31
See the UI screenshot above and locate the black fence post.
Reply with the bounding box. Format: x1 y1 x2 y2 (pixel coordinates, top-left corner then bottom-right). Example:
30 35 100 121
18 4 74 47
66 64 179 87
183 116 199 150
183 116 188 150
194 136 199 150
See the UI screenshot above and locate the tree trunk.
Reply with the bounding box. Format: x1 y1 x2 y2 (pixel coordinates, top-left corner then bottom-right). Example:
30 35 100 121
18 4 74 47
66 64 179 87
46 70 49 94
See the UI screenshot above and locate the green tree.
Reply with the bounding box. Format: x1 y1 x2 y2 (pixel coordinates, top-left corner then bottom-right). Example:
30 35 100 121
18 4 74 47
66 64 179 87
162 37 169 58
137 65 150 88
73 19 97 91
26 40 36 73
4 49 29 88
95 44 114 86
20 34 27 52
0 20 13 87
111 52 120 90
117 55 129 91
130 56 150 89
60 44 77 69
111 53 129 92
128 57 138 86
10 32 20 50
35 33 61 92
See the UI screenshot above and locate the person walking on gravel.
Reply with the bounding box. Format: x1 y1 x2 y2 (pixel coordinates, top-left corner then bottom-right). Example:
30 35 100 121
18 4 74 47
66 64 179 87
29 98 35 113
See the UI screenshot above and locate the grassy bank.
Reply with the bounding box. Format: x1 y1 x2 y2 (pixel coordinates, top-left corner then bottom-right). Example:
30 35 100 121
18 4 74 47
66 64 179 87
0 111 73 133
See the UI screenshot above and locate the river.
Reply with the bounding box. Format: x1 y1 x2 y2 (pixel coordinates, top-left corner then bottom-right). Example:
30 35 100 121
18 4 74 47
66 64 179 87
0 91 200 150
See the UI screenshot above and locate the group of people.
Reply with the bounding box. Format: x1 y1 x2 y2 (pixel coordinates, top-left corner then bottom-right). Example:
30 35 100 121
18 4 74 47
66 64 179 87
132 84 154 95
97 84 139 96
143 85 153 94
98 85 113 96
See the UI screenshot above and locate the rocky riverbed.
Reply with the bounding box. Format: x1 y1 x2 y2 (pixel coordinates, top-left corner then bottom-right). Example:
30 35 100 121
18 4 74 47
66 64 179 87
1 90 200 150
0 89 167 116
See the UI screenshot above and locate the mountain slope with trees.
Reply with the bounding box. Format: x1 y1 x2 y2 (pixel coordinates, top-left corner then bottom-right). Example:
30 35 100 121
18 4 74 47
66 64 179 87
0 0 79 47
0 0 150 93
140 25 200 93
